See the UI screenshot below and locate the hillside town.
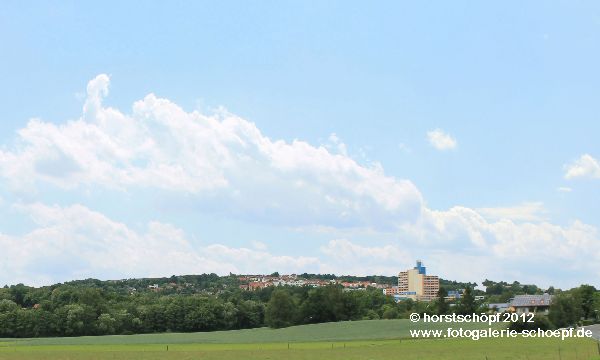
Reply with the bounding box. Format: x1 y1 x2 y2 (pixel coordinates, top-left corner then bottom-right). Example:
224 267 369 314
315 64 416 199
236 260 557 315
238 261 441 301
129 260 558 316
237 274 388 292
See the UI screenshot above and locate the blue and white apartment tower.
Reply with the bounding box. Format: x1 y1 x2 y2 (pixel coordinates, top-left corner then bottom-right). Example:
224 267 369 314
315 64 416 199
414 260 426 275
398 260 439 301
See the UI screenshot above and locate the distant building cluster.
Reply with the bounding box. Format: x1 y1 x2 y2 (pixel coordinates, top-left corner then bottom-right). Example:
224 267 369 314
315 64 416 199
237 274 389 291
235 261 557 310
444 289 485 302
145 282 189 293
237 261 445 303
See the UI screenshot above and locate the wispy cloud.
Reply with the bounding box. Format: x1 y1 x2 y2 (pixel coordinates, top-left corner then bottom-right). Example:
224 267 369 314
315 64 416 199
476 202 548 222
398 142 412 153
557 187 572 193
427 128 457 151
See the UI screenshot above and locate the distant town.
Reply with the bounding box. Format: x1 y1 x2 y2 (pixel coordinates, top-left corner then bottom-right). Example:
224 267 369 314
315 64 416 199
238 260 444 301
233 261 551 314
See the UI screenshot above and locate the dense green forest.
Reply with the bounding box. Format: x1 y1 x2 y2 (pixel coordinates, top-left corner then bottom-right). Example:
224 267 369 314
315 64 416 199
0 274 598 338
0 274 406 338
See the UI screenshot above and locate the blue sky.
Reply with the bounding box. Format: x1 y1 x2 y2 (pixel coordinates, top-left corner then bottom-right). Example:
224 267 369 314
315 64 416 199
0 1 599 288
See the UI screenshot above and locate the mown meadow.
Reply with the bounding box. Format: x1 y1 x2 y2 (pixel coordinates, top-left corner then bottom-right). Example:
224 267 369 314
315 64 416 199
1 320 599 360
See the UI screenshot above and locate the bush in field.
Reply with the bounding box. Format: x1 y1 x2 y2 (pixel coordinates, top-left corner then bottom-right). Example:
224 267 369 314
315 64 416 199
363 309 380 320
508 314 551 332
381 304 399 319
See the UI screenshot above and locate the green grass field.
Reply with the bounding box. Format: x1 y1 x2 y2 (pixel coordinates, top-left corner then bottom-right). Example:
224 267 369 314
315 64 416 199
1 320 599 360
0 319 497 346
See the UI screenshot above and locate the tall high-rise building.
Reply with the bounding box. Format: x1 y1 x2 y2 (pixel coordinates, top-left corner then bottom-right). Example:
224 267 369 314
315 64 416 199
398 260 439 301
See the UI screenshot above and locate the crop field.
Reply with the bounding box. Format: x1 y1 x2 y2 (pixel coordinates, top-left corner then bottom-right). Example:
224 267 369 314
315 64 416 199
0 319 498 346
1 320 599 360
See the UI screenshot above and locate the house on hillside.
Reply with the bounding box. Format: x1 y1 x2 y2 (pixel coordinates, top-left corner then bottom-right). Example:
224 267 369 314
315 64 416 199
248 281 273 291
445 290 463 301
488 303 510 313
383 286 399 296
508 294 553 314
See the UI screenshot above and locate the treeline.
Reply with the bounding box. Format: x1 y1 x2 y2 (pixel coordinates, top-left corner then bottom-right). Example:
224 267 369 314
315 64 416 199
482 279 544 302
59 274 239 296
1 276 598 338
264 283 600 331
0 281 420 338
0 289 261 337
263 285 425 328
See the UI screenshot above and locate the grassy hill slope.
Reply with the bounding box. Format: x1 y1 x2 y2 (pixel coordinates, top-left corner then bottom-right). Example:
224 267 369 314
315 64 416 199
0 319 499 346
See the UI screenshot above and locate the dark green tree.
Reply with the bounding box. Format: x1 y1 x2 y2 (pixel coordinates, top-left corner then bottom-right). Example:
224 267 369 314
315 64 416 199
96 313 117 335
265 290 296 328
300 286 352 324
436 288 449 315
457 287 476 315
364 309 380 320
235 300 264 329
381 304 399 319
573 285 596 319
548 293 580 328
0 299 19 313
593 292 600 321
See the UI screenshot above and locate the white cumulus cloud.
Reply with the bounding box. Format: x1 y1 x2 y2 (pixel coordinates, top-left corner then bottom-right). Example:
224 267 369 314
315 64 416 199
0 203 323 286
0 74 423 230
0 75 598 288
564 154 600 179
398 206 600 287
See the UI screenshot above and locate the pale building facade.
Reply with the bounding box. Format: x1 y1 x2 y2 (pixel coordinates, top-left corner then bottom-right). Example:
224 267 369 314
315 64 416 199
398 260 439 301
